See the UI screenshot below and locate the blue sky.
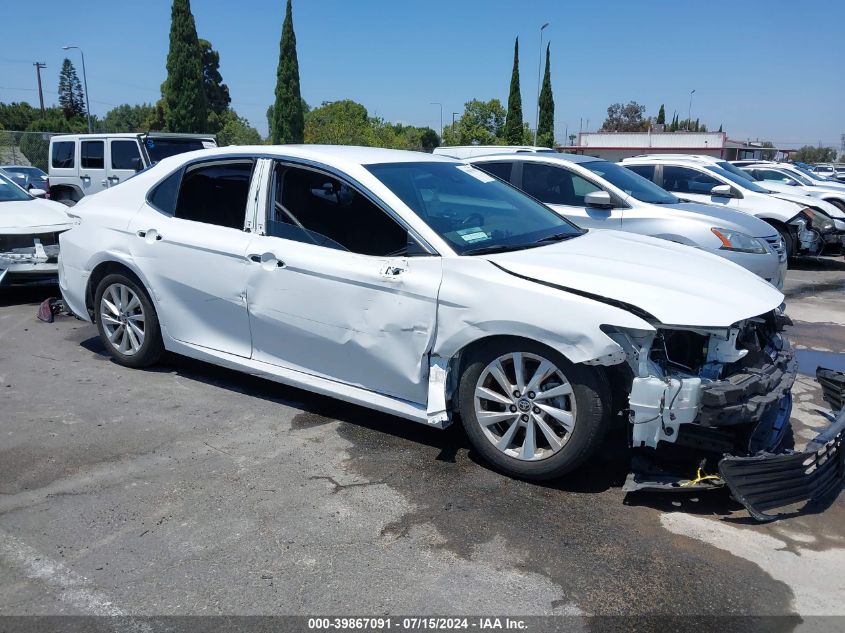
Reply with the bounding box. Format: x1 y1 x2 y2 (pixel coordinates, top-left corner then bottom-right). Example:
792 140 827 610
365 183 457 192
2 0 842 148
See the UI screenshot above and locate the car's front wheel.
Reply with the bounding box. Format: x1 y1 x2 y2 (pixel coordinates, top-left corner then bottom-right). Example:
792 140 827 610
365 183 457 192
458 341 610 480
94 273 163 368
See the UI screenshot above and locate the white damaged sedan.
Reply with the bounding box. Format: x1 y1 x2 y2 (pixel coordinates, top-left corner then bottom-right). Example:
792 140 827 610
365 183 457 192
58 146 842 520
0 171 72 286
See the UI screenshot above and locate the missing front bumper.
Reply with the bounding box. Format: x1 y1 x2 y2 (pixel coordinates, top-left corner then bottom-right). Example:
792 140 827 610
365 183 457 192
718 407 845 521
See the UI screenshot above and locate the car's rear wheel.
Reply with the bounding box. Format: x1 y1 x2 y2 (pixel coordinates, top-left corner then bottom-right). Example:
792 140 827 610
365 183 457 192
458 341 610 480
94 273 163 368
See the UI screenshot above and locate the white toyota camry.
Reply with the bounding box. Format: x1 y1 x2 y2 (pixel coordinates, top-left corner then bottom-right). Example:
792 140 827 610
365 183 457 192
58 145 840 519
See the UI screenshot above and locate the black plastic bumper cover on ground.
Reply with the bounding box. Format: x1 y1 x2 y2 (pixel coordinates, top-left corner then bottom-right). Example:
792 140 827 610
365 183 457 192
718 408 845 521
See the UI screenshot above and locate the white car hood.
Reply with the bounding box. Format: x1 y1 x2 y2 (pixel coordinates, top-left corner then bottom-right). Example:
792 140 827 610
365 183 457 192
0 198 72 234
663 201 776 237
486 230 783 328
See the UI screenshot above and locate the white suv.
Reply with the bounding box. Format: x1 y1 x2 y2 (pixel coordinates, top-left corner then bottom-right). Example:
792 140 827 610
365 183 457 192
621 155 845 257
737 162 845 211
49 132 216 205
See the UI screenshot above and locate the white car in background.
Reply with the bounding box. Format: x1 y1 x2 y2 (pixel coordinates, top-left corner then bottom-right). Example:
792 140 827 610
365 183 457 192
621 155 845 257
737 162 845 211
466 152 786 288
433 145 555 160
0 171 72 286
56 145 829 519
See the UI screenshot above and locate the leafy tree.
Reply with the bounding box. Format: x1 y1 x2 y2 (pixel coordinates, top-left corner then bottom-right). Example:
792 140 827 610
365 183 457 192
199 39 231 116
102 104 155 132
443 98 507 145
272 0 305 144
217 111 262 145
504 38 524 144
600 101 649 132
58 59 86 120
568 133 576 145
0 102 65 130
656 104 665 125
718 123 723 133
536 44 554 148
305 100 371 145
161 0 207 133
794 145 837 163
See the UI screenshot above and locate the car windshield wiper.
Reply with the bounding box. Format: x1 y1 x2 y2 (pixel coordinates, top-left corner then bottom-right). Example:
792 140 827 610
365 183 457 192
462 243 535 256
534 232 579 244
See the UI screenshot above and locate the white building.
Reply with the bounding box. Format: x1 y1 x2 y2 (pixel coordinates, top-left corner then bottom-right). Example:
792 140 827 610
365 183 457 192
570 131 787 162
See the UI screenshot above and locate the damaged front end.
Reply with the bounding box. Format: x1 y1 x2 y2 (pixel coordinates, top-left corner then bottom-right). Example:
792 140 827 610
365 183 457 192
0 232 63 286
609 312 843 520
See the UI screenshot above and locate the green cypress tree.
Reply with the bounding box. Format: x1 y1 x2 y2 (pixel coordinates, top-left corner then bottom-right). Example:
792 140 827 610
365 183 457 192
536 44 554 148
161 0 207 133
272 0 305 144
504 37 524 144
656 104 665 125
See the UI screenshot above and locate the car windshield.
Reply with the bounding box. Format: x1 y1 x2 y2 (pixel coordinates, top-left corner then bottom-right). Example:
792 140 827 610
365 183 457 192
3 166 46 179
716 161 758 183
0 173 33 202
366 162 583 255
795 164 829 181
704 165 770 193
779 169 813 185
583 160 678 204
143 137 207 163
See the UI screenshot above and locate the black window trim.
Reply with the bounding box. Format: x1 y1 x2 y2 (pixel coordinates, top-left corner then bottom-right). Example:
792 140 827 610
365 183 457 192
518 159 630 209
266 158 438 256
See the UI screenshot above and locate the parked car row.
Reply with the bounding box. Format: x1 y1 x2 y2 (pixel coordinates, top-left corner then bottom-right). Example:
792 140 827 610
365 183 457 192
52 144 845 520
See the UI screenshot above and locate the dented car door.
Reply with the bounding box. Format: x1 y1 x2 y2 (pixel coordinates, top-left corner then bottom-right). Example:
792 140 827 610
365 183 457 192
244 161 442 404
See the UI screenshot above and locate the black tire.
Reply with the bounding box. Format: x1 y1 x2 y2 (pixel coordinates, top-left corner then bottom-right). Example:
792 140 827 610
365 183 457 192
94 273 163 368
458 339 611 481
775 225 794 259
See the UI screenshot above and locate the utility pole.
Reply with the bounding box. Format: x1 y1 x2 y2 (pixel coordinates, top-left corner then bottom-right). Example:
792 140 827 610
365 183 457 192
33 62 46 115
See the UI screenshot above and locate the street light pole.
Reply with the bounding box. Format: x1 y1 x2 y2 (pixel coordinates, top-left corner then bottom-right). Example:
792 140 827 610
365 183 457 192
62 45 92 133
430 102 443 139
688 89 695 131
534 22 550 146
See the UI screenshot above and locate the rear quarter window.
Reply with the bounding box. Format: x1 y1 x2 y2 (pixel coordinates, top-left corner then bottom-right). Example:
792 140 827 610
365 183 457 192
51 141 75 169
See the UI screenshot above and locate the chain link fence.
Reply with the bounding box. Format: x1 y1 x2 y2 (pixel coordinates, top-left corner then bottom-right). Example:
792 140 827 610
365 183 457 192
0 131 60 172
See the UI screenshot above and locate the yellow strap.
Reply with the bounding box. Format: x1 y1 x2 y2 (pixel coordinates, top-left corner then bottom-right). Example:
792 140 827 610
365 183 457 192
680 467 722 487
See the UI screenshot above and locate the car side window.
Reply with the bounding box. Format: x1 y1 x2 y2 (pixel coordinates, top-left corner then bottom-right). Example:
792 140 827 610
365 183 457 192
625 164 654 181
662 166 718 194
760 170 794 184
267 164 417 257
174 160 255 230
81 141 105 169
52 141 76 169
521 162 600 206
111 140 143 171
474 162 513 182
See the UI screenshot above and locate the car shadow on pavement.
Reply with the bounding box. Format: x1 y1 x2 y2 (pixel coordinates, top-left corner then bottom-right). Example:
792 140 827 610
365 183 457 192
0 285 58 307
788 255 845 272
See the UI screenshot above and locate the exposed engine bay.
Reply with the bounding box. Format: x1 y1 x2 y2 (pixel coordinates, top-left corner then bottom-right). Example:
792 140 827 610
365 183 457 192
605 311 843 520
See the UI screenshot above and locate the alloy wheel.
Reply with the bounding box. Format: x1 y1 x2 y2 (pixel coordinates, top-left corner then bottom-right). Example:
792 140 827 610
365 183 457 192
473 352 577 461
99 283 146 356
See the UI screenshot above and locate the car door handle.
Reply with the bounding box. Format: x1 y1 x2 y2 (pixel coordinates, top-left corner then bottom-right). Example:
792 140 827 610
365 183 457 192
248 253 285 268
101 179 109 186
380 264 407 278
136 230 162 241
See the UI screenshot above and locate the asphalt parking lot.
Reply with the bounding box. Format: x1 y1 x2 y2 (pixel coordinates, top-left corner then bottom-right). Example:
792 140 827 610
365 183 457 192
0 258 843 627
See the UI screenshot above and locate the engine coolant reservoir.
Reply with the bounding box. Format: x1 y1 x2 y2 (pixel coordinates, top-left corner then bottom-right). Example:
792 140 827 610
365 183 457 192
629 376 702 448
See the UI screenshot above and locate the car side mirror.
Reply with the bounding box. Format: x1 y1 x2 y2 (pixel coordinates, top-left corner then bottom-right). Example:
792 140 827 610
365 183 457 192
710 184 733 198
585 190 613 208
29 188 47 198
131 157 144 172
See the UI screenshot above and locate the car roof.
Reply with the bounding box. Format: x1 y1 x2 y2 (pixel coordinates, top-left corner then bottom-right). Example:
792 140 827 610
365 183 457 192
621 154 722 164
467 152 601 165
155 145 458 172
